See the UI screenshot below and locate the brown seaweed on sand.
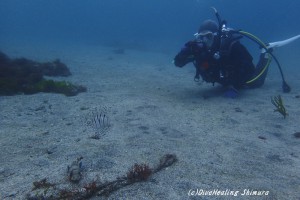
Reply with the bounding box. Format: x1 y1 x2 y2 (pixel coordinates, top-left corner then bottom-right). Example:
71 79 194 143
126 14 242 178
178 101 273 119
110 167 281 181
26 154 177 200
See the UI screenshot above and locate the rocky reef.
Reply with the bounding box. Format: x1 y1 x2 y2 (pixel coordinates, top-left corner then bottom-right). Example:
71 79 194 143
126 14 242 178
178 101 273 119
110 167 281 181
0 51 86 96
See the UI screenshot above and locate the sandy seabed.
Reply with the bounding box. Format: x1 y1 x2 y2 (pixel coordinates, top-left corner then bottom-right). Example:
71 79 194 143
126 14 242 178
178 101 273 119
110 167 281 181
0 43 300 200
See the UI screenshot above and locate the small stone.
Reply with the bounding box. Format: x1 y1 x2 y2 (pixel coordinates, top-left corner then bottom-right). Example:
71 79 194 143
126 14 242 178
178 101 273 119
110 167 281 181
258 136 266 140
293 132 300 138
47 146 57 154
234 107 242 112
68 157 83 183
8 191 17 197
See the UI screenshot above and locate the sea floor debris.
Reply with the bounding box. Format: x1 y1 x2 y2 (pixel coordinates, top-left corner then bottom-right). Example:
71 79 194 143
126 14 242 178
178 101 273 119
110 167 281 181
26 154 177 200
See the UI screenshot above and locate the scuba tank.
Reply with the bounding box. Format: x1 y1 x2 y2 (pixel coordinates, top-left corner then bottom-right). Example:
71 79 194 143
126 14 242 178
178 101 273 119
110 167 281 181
211 7 293 93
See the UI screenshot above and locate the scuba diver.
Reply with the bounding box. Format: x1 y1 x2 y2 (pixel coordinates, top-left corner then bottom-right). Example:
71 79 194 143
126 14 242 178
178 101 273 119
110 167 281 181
173 8 300 98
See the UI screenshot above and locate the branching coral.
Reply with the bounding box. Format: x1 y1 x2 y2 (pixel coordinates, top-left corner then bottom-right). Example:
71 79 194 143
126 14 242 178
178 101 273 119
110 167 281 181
271 95 288 118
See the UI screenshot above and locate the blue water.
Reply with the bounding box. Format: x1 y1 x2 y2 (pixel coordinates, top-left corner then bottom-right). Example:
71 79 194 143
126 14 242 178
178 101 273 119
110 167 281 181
1 1 300 199
0 0 300 72
1 0 299 50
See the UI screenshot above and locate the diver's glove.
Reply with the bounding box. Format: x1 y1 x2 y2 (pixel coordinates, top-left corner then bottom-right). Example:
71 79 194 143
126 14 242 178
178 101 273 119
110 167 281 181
174 53 194 67
224 86 239 98
174 41 198 67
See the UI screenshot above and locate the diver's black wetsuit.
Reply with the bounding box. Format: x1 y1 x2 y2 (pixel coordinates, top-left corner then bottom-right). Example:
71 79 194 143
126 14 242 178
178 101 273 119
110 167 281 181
174 39 268 89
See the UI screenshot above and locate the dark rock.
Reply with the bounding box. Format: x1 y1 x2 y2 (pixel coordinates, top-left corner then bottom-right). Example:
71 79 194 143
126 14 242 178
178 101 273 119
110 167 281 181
0 51 86 96
234 107 242 112
113 48 125 54
67 157 83 183
40 59 71 77
266 154 283 162
293 132 300 138
258 136 266 140
138 126 149 131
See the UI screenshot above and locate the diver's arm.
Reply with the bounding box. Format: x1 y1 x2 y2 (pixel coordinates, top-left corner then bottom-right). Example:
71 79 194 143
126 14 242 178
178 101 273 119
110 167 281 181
173 41 197 67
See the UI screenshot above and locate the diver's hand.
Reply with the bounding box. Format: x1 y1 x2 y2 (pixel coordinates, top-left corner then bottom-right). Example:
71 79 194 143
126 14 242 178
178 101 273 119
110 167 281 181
224 86 239 98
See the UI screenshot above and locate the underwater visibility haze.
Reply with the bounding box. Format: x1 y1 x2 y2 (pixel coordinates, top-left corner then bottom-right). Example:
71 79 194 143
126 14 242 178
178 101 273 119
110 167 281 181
1 0 300 199
1 0 300 55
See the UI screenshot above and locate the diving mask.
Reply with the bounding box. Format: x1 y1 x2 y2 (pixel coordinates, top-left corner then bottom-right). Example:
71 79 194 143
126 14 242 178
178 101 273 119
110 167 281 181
194 31 216 48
